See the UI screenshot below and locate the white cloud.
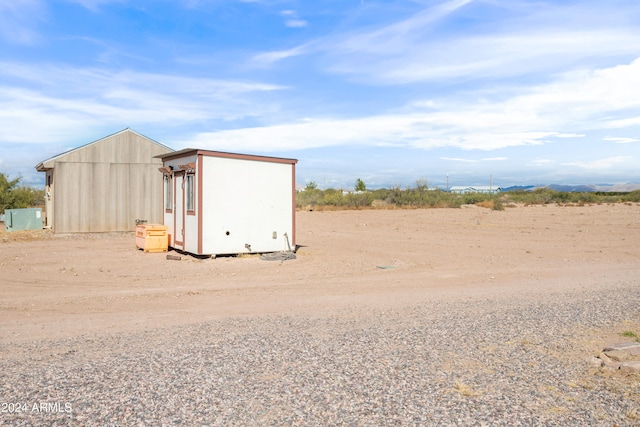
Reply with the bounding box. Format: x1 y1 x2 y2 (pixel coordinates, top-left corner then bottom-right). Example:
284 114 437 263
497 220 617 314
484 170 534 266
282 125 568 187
553 133 585 138
470 58 640 134
531 159 554 165
245 0 640 91
182 57 640 153
183 115 552 153
252 45 310 66
562 156 632 170
440 157 507 162
4 53 634 156
0 0 46 44
255 0 473 72
3 0 639 186
250 0 473 68
285 19 308 28
262 1 640 85
278 9 307 28
0 62 286 95
354 30 640 85
338 0 473 55
0 62 287 144
603 137 640 144
440 157 477 163
66 0 126 12
606 117 640 128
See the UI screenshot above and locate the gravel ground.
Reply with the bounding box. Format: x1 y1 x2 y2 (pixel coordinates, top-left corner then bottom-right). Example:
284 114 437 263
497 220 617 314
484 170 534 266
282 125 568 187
1 281 639 426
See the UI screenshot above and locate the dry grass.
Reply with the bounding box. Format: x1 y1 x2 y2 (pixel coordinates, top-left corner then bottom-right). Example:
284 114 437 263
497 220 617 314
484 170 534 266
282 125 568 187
452 380 482 397
0 228 54 243
627 406 640 419
475 200 495 209
236 252 261 259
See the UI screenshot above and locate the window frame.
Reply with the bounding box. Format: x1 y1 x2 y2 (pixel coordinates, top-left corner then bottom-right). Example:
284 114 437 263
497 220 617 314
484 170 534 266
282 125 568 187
164 174 173 212
186 173 195 215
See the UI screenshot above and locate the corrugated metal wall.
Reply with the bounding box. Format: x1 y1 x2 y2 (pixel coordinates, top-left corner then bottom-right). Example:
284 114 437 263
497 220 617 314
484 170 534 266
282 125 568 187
52 130 170 233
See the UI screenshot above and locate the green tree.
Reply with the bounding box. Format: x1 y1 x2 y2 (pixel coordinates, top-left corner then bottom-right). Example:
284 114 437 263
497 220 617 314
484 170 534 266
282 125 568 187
0 173 41 212
305 181 318 190
354 178 366 192
0 172 21 212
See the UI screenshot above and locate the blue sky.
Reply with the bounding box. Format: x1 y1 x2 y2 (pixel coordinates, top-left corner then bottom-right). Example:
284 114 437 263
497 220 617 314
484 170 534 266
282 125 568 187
1 0 640 189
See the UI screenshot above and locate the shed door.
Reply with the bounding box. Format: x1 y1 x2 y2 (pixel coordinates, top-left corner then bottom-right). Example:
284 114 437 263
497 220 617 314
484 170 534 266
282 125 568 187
173 171 185 250
45 171 53 228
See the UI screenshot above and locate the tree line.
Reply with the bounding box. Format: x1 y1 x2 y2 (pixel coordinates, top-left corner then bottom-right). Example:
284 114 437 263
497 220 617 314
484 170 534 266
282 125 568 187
297 179 640 210
3 172 638 214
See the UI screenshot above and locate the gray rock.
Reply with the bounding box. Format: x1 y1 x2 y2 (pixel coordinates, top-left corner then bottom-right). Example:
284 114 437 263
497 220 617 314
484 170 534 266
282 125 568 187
619 361 640 374
599 352 621 369
603 349 636 362
603 342 640 355
586 356 604 368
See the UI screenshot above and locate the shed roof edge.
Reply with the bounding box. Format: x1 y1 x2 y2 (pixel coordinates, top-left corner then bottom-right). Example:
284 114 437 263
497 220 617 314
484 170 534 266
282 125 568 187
155 148 298 164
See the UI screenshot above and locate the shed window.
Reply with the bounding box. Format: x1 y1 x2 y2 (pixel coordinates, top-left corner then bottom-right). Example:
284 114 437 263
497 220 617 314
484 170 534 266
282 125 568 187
186 173 195 212
164 175 172 211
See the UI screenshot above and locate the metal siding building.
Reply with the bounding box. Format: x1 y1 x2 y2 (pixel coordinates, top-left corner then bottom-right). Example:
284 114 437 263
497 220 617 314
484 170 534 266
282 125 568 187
157 149 297 256
449 186 503 194
35 128 173 233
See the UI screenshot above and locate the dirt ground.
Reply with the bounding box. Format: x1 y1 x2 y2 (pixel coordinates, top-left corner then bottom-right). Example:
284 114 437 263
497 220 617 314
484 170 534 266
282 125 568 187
1 203 639 346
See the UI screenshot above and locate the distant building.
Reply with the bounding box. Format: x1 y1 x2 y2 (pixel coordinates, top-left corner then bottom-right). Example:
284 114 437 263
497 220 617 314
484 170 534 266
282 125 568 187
35 128 173 233
449 186 502 194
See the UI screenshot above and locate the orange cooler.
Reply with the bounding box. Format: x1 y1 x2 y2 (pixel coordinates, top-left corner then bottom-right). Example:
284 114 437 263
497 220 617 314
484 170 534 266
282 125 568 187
136 224 169 253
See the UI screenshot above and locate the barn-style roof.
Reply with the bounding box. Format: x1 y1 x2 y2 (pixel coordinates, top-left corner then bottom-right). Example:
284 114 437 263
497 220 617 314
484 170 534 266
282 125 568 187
35 128 173 171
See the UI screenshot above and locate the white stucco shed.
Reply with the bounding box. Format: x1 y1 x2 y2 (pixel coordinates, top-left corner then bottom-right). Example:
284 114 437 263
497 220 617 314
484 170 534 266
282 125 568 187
156 149 298 256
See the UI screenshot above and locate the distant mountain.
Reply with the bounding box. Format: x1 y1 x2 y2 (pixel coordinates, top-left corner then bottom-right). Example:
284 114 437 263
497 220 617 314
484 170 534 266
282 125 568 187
501 183 640 192
592 183 640 192
546 184 595 192
502 185 537 192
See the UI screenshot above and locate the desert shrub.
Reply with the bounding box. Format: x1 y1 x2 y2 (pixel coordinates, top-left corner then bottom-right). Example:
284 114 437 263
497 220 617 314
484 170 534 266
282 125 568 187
532 189 556 204
506 189 556 205
569 192 596 204
461 193 486 205
297 184 639 211
346 191 373 208
323 188 346 206
621 190 640 203
493 196 504 210
371 188 392 203
296 188 323 208
474 196 503 210
550 191 571 203
376 186 457 208
382 186 404 205
426 190 460 208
